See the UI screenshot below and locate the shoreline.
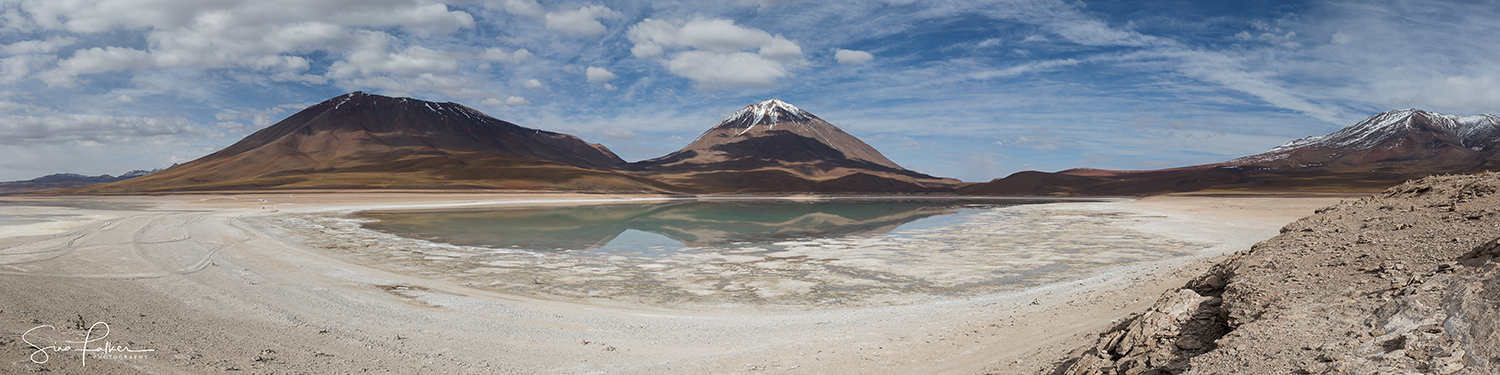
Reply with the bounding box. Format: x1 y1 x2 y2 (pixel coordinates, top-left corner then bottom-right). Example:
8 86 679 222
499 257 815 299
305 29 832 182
0 193 1339 374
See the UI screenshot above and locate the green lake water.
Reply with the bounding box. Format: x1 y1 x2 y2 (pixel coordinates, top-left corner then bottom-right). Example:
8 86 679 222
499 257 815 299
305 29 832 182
278 198 1203 308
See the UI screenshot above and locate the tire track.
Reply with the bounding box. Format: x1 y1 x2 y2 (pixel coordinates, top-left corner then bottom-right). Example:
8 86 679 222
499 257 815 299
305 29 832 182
0 214 257 279
130 212 204 271
0 216 129 262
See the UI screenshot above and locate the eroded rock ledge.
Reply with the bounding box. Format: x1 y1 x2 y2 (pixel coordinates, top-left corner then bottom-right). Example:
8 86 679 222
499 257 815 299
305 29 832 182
1051 172 1500 375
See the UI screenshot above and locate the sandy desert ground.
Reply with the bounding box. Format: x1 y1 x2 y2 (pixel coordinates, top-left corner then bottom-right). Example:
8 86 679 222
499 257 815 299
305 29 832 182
0 192 1344 374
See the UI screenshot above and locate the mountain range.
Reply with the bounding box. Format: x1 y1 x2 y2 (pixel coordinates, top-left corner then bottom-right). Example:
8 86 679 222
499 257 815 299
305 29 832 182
0 169 159 195
11 92 1499 196
62 93 952 194
958 109 1500 196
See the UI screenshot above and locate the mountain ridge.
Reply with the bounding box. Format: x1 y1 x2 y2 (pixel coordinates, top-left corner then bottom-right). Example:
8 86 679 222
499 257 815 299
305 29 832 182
961 108 1500 196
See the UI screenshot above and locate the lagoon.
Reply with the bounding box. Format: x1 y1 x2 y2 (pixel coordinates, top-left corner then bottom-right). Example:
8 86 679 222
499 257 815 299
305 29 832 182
276 198 1204 309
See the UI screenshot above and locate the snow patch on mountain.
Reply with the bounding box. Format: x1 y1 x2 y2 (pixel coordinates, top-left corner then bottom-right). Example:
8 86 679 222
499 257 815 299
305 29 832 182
1235 109 1500 164
720 99 815 134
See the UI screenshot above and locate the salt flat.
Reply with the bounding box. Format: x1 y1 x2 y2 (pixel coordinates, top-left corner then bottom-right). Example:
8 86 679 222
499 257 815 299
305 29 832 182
0 193 1340 374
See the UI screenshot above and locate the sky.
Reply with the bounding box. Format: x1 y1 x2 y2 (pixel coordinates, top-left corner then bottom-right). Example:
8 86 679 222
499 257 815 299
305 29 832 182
2 0 1500 182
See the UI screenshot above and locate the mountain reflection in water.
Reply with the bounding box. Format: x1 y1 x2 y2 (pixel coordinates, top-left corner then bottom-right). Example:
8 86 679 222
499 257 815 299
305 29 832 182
355 199 1039 252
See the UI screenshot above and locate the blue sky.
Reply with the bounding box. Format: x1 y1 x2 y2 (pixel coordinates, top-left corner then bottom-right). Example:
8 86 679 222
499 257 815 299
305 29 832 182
2 0 1499 182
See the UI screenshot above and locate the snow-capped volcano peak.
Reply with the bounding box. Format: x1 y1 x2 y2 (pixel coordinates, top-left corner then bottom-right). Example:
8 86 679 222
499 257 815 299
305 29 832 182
716 98 816 132
1234 108 1500 164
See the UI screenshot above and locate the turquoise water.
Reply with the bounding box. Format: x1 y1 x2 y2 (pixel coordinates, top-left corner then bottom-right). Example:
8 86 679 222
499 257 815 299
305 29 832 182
280 198 1203 308
354 199 1050 254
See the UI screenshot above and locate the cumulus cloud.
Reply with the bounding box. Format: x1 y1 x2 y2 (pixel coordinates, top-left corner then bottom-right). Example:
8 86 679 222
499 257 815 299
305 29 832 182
1 37 77 55
481 48 533 64
0 55 53 84
522 78 545 89
666 51 786 89
318 31 491 97
627 18 804 90
586 66 617 82
834 49 874 65
42 47 154 86
0 114 203 145
480 98 504 107
545 5 622 37
14 0 478 92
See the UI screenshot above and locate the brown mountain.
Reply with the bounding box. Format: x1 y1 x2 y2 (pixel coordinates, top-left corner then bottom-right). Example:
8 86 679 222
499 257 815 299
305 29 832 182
959 109 1500 196
634 99 961 192
73 92 672 193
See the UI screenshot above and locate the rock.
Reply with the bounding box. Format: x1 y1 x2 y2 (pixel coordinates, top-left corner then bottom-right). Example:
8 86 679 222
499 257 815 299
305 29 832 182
1045 172 1500 375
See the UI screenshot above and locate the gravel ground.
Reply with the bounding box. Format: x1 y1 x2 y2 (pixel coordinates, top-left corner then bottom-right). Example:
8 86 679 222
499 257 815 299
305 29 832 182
1053 172 1500 375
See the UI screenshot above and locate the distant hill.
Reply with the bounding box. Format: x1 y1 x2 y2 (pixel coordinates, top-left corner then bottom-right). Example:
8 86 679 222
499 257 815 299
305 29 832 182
961 109 1500 196
0 169 158 195
71 92 674 193
634 99 961 192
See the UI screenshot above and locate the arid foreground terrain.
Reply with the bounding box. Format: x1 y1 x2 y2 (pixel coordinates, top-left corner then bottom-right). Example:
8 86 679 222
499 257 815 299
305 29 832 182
1053 172 1500 375
1 192 1337 374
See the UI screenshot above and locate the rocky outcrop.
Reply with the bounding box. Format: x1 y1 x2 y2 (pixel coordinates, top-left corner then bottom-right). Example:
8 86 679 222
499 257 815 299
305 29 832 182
1051 172 1500 374
1057 289 1227 375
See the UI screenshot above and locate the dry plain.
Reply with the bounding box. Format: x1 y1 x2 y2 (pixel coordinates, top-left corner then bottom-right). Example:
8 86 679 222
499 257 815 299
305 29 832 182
0 192 1343 374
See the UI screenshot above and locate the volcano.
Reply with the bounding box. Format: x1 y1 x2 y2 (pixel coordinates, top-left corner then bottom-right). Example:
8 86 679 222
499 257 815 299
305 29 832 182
76 92 671 192
634 99 960 192
960 109 1500 196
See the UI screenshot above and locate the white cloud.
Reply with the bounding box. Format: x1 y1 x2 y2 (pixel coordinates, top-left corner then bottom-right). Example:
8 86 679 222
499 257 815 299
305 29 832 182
545 5 622 37
42 47 155 86
0 100 28 114
603 83 617 91
481 96 531 106
628 18 801 58
17 0 473 36
968 58 1080 80
667 51 786 90
1406 75 1500 111
1 54 56 84
214 104 297 128
1 37 77 55
482 48 533 64
0 113 203 145
1330 31 1354 45
626 18 804 90
493 0 544 18
586 66 617 82
834 49 874 65
318 31 493 98
522 78 545 89
16 0 479 92
329 37 457 78
114 94 136 103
